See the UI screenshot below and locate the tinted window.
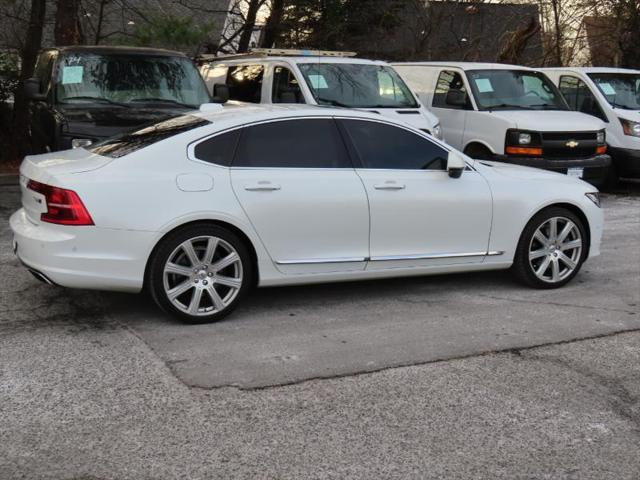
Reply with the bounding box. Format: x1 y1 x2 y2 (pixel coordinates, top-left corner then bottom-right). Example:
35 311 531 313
234 119 351 168
88 115 210 158
559 75 607 121
341 120 448 170
227 64 263 103
272 66 303 103
588 72 640 110
194 129 240 166
433 70 470 110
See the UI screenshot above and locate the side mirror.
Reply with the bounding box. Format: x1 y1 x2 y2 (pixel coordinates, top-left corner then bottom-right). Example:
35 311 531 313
447 150 466 178
445 89 467 108
212 83 229 103
24 77 46 101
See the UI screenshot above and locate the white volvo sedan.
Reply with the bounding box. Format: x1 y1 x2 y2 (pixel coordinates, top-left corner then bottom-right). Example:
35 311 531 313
10 105 603 323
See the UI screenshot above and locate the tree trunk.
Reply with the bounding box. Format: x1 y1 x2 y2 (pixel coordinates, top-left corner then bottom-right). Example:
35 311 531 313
260 0 285 48
550 0 563 66
54 0 84 46
10 0 46 161
237 0 262 53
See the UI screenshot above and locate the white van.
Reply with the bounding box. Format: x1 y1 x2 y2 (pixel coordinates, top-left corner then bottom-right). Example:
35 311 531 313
543 67 640 182
199 49 442 139
392 62 611 187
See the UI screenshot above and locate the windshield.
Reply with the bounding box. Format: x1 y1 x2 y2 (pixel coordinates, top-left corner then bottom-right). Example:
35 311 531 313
298 63 418 108
587 73 640 110
55 53 210 108
467 69 568 111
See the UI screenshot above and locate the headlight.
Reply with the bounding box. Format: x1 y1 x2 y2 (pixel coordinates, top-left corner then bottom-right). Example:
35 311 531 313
620 118 640 137
518 132 532 145
505 129 542 156
71 138 93 149
433 123 442 139
585 192 601 208
596 130 606 144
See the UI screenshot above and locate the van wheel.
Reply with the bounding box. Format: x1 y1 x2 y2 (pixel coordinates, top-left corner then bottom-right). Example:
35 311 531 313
464 144 493 160
512 207 587 289
148 224 254 324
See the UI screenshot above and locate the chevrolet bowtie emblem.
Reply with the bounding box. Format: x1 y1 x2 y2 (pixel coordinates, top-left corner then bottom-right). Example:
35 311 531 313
566 140 579 148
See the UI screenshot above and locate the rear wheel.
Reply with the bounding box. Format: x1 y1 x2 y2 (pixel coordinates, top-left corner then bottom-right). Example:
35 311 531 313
512 207 587 288
148 224 253 324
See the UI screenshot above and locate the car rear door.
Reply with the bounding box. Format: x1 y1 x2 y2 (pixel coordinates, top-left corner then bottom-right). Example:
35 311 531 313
338 118 493 269
230 117 370 274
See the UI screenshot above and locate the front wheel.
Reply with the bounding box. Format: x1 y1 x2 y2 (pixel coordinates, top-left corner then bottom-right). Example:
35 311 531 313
148 224 254 324
512 207 587 288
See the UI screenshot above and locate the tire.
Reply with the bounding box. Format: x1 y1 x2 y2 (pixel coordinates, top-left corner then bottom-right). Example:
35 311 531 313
601 162 619 192
511 207 587 289
148 224 254 324
464 144 493 161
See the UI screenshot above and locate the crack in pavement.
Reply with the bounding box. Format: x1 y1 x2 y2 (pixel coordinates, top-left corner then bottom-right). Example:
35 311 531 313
475 294 639 315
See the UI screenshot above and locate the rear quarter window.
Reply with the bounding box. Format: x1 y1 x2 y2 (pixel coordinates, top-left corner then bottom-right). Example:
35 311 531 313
88 115 211 158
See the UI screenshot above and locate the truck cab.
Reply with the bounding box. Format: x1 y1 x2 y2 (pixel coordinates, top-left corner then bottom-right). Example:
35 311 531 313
24 46 211 152
543 67 640 182
199 49 442 140
392 62 611 187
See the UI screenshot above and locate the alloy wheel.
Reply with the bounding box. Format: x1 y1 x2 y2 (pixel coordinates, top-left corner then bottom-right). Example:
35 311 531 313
162 235 243 317
528 216 583 284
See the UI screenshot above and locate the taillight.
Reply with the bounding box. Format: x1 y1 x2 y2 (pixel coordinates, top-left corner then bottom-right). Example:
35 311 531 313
26 180 94 225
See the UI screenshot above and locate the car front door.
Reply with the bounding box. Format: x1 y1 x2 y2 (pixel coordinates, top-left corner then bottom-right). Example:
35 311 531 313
230 118 370 274
339 118 493 270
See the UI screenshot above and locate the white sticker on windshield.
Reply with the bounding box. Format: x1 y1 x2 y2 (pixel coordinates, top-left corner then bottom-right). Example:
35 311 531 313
308 74 328 89
598 82 616 95
474 78 494 93
62 66 84 84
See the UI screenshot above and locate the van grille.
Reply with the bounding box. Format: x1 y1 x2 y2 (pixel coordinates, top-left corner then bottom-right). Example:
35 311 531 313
541 131 598 159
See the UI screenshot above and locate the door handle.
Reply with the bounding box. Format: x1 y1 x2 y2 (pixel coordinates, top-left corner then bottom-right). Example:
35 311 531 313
374 182 405 190
244 182 281 191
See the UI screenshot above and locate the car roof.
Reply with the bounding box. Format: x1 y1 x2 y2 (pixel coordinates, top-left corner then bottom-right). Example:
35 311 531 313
208 56 391 66
392 61 538 71
192 104 394 124
43 45 187 57
542 66 640 75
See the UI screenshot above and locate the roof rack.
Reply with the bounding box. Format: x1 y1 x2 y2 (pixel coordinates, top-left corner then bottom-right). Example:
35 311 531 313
196 48 357 63
249 48 357 57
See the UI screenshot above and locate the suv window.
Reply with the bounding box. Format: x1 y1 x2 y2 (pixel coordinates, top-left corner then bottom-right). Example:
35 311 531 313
234 119 351 168
341 119 448 170
433 70 470 110
559 75 607 122
227 64 264 103
272 66 303 103
193 129 240 166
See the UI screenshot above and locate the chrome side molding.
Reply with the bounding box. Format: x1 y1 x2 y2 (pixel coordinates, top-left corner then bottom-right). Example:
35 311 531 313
277 251 505 265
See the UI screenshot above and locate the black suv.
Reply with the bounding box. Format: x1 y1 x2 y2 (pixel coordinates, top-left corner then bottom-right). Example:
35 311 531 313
24 45 211 152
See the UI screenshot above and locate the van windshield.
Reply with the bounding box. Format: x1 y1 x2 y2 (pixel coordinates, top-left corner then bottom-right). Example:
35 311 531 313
587 73 640 110
298 63 418 108
467 70 568 111
55 52 210 108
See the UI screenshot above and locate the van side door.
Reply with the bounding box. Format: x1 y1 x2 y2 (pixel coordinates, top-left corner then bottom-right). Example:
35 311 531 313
558 75 608 123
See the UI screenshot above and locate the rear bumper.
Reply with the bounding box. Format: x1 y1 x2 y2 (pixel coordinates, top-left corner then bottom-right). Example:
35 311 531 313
10 208 153 292
493 153 611 187
609 146 640 178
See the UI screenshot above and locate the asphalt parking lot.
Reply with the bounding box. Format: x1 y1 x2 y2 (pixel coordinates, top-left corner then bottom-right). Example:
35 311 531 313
1 179 639 479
